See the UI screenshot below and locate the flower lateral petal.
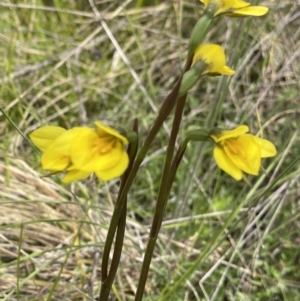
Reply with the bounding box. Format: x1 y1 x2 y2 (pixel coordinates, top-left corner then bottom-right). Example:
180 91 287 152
211 125 249 143
231 0 251 9
62 169 91 183
30 126 66 151
221 66 236 75
214 147 243 180
41 144 70 171
94 121 128 145
193 44 235 76
199 0 268 17
227 6 269 17
251 136 277 158
223 135 261 175
199 0 249 15
95 151 129 181
69 130 99 170
52 127 93 155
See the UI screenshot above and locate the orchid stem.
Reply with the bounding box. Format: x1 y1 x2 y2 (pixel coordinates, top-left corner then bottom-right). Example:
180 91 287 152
99 62 191 300
134 92 188 301
99 198 127 300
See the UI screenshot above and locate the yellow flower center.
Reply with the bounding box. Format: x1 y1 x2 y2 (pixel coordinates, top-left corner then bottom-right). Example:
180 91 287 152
59 155 70 162
92 137 117 156
222 138 247 159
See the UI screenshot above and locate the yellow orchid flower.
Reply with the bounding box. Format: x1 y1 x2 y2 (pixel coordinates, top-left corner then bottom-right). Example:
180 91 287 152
200 0 269 17
193 44 235 75
30 122 129 183
69 122 129 181
210 125 276 180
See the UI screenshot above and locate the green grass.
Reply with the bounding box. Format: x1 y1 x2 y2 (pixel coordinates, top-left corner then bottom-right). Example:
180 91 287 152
1 0 300 300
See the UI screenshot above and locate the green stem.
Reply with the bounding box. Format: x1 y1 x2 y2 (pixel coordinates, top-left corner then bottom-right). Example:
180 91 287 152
151 96 188 238
166 131 210 214
168 139 189 184
134 92 188 301
100 59 192 301
99 198 127 300
101 121 139 282
100 121 138 300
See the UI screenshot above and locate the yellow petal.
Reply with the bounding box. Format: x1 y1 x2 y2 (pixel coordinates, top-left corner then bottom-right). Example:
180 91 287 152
95 151 129 181
52 127 93 155
62 169 91 183
70 131 126 172
231 0 251 9
194 44 223 71
224 135 261 175
203 0 250 15
211 125 249 143
227 6 269 16
214 146 243 180
215 0 248 15
221 65 236 75
85 148 124 171
199 0 268 17
30 126 66 151
41 144 70 171
94 121 128 145
251 136 277 158
69 131 98 169
193 44 235 76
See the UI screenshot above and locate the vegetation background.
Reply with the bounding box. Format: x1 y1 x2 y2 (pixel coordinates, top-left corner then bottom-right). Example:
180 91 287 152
0 0 299 300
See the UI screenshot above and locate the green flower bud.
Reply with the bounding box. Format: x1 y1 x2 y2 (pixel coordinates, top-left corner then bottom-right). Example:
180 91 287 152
185 129 211 142
179 61 207 96
187 13 213 59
